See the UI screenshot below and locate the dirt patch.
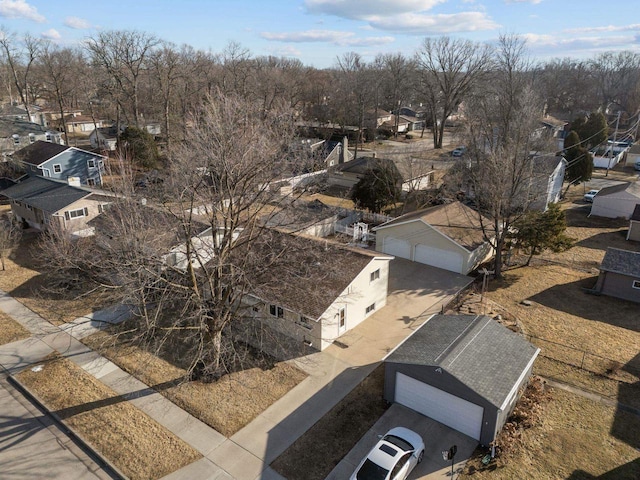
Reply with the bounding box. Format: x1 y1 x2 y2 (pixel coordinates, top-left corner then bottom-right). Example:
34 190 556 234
83 330 307 437
271 364 388 480
460 388 640 479
16 355 201 480
0 310 30 345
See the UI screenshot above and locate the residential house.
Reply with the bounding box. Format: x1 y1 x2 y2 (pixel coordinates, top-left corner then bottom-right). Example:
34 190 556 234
0 118 63 157
379 114 423 134
529 155 567 211
0 103 47 126
13 141 106 187
590 182 640 219
244 230 393 350
384 314 540 445
627 204 640 242
327 156 402 190
0 177 17 204
540 116 569 150
374 201 493 275
64 114 104 136
89 126 119 152
593 247 640 303
624 143 640 168
1 176 114 233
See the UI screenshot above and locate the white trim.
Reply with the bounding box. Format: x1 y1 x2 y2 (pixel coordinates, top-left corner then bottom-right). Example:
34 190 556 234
632 280 640 290
53 163 62 174
499 347 540 411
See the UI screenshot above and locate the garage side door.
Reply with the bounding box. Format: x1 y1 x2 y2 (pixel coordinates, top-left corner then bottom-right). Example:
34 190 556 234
382 237 411 259
395 373 483 440
414 244 464 273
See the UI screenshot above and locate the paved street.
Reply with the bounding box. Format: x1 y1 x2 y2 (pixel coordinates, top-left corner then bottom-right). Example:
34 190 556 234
0 373 114 480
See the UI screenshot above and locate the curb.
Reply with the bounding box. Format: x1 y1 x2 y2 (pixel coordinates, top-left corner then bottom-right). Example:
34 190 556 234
8 373 128 480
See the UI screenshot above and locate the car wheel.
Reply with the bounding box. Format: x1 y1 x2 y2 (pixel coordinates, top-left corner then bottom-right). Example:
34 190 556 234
418 450 424 463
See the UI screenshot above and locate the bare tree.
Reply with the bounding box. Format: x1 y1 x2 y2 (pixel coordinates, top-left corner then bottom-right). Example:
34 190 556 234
85 30 160 128
416 36 492 148
450 35 553 278
0 29 42 119
42 91 312 379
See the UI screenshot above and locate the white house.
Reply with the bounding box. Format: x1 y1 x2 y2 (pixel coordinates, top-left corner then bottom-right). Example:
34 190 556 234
530 155 567 211
590 182 640 219
374 201 493 275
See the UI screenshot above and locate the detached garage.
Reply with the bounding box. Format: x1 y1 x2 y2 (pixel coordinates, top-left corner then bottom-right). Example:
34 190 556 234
384 315 540 446
590 182 640 219
374 201 494 275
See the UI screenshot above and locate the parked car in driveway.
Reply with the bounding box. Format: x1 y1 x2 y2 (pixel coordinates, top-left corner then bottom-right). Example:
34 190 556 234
583 189 600 202
350 427 425 480
452 146 466 157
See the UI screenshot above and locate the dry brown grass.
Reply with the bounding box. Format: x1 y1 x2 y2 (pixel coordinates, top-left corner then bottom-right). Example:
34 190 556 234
460 388 640 480
16 355 201 480
271 364 388 480
0 310 30 345
84 331 307 437
0 231 108 325
302 192 355 209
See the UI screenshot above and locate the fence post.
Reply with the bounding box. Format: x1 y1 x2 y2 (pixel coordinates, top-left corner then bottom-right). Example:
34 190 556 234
580 351 586 370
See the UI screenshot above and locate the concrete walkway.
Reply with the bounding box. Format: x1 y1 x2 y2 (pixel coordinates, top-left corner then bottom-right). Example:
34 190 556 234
0 259 472 480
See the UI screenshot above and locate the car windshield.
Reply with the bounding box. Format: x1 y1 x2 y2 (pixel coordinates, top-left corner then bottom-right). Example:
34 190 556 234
356 458 390 480
383 434 414 452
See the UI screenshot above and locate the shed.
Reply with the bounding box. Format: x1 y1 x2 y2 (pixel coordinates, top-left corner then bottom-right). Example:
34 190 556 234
373 201 493 274
590 182 640 219
593 248 640 303
384 314 539 446
627 205 640 242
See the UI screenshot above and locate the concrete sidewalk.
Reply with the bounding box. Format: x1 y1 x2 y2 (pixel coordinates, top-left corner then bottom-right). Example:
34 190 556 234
0 257 472 480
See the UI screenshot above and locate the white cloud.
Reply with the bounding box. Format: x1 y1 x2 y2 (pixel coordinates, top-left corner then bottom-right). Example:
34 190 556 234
41 28 61 40
64 16 91 29
524 33 640 57
261 29 394 47
0 0 45 23
305 0 445 20
370 12 500 34
505 0 543 4
564 24 640 35
268 45 302 58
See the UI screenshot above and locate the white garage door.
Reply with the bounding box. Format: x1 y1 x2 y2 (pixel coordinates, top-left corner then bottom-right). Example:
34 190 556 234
395 373 483 440
414 244 464 273
382 237 411 259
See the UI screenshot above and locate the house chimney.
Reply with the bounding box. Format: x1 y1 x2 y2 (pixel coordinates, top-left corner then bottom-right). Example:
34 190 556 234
67 176 81 187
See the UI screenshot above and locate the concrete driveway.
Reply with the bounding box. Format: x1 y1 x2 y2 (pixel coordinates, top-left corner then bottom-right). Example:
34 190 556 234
327 404 478 480
328 258 473 366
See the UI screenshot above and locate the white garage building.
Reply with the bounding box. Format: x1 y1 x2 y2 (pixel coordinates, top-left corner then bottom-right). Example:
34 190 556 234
384 315 540 446
590 182 640 219
374 201 494 275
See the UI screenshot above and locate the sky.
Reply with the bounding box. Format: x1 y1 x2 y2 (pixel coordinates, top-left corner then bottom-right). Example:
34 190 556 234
0 0 638 68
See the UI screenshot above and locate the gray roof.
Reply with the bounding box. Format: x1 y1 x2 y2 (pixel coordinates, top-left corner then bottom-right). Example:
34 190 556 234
631 204 640 222
13 140 69 166
386 314 539 408
597 182 640 198
335 156 399 177
1 176 90 213
0 118 49 137
600 247 640 278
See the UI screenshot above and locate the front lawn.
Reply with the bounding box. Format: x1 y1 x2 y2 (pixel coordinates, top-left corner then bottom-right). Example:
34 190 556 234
0 310 30 345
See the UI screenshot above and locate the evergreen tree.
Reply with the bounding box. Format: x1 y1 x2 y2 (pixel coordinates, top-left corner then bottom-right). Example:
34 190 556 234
564 130 593 182
351 162 402 213
117 126 160 169
571 111 608 150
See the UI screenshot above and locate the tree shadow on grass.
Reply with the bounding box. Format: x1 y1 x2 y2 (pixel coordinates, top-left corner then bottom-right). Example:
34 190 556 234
567 458 640 479
529 276 639 332
611 353 640 450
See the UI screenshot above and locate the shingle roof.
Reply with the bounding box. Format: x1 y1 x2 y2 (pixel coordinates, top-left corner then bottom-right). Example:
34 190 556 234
1 176 90 213
335 156 399 176
13 141 69 166
597 182 640 198
376 201 489 251
600 247 640 278
532 155 564 176
386 314 539 408
631 204 640 222
239 229 383 319
0 118 49 137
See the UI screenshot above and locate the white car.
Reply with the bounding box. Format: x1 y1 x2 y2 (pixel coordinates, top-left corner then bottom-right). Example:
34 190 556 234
583 189 600 202
350 427 425 480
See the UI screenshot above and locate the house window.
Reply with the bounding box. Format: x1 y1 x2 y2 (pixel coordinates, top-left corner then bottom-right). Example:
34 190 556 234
87 159 96 168
53 164 62 174
370 269 380 282
296 315 313 330
633 280 640 290
87 178 96 187
12 134 20 145
269 304 284 318
45 132 52 142
65 207 88 220
366 303 376 314
29 133 36 143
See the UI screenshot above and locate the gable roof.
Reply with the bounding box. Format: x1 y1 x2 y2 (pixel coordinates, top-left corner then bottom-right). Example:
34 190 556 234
376 201 488 251
597 182 640 198
13 141 69 166
240 229 388 319
532 154 565 176
0 118 49 137
1 176 91 213
600 247 640 278
335 156 399 177
386 314 539 408
631 204 640 222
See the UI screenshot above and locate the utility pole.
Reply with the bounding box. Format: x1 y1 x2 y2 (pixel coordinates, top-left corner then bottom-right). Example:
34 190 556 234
606 111 621 177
